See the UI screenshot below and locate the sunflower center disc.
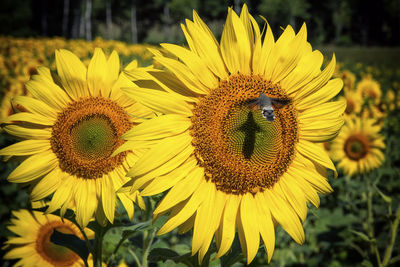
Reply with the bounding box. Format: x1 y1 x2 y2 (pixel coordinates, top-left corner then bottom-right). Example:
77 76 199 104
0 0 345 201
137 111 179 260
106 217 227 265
190 74 298 194
36 223 80 266
345 134 369 160
51 97 133 179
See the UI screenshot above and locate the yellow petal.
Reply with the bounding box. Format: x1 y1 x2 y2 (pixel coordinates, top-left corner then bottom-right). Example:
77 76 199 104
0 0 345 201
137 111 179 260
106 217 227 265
277 175 308 222
140 157 197 196
30 168 62 201
13 96 57 119
157 178 207 236
264 190 305 244
126 133 192 178
55 49 88 98
154 166 204 215
25 78 70 110
8 151 58 183
215 194 240 258
122 114 191 141
102 175 116 223
0 139 50 156
296 140 337 175
254 193 275 263
122 87 193 116
47 175 74 214
2 112 55 126
87 48 109 96
161 43 218 89
3 125 51 140
75 179 98 227
240 193 260 264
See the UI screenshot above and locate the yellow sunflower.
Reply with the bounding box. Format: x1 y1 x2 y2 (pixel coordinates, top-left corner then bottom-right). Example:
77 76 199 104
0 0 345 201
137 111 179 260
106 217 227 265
340 90 362 117
356 76 382 105
121 5 345 264
331 116 385 176
0 48 150 227
339 70 356 92
3 209 93 267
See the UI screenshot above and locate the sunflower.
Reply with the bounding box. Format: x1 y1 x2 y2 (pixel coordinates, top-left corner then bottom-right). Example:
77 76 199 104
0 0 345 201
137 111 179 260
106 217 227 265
340 90 362 117
339 70 356 92
0 49 150 227
331 116 385 176
2 209 93 267
356 76 381 105
121 5 345 264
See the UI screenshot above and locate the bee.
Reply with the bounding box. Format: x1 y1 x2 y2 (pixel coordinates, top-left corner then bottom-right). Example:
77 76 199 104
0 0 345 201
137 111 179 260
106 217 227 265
248 93 290 121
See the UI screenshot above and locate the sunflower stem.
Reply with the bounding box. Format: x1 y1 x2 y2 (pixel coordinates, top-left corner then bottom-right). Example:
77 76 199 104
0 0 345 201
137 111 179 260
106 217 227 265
382 205 400 266
93 223 105 267
364 174 382 267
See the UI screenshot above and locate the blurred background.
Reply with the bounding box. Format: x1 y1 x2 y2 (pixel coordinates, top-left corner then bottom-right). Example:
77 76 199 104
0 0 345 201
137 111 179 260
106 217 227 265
1 0 399 46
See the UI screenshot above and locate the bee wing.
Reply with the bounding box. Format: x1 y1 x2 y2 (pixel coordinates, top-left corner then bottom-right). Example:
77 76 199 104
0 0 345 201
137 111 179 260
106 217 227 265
270 97 290 105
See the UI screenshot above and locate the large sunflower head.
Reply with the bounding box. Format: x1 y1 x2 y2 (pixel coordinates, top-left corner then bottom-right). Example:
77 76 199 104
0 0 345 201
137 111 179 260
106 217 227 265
331 116 385 176
0 48 151 227
122 5 344 264
3 209 93 267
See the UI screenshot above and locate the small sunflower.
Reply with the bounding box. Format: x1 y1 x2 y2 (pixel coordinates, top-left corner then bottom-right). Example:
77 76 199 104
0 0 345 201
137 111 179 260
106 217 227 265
331 116 385 176
3 209 93 267
339 70 356 92
340 90 362 117
121 5 345 264
356 76 382 105
0 49 150 227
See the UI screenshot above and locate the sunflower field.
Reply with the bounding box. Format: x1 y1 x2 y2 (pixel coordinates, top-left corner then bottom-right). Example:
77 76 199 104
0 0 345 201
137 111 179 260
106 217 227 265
1 3 400 267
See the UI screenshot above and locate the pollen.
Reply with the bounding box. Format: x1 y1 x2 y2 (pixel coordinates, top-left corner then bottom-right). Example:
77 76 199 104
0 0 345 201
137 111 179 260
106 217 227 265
51 97 133 179
190 74 298 194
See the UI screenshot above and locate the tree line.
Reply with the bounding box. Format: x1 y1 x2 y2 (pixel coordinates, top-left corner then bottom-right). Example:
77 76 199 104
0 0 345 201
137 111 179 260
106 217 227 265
1 0 399 46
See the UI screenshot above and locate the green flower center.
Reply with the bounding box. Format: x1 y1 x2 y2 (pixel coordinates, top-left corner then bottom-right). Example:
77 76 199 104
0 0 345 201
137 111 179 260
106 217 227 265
51 97 133 179
191 74 298 195
71 115 116 160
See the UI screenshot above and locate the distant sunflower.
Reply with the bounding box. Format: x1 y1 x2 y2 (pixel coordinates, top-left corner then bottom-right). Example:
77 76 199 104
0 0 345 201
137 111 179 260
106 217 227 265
356 76 381 104
0 49 150 227
3 209 93 267
340 90 362 117
122 5 345 264
339 70 356 92
331 116 385 176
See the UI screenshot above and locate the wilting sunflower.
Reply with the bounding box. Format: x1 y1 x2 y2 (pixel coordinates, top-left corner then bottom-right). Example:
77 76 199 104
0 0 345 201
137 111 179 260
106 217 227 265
3 209 93 267
121 5 345 264
356 76 381 105
331 116 385 176
0 49 150 227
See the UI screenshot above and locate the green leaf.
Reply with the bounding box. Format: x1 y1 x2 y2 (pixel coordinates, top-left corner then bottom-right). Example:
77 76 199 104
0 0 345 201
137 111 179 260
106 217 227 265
374 185 392 203
50 229 92 264
349 230 371 242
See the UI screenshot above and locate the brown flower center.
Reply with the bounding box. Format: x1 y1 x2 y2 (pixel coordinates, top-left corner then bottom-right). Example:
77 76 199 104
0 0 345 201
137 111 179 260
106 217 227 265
36 221 82 266
51 97 133 179
345 99 355 114
344 134 369 160
190 74 298 195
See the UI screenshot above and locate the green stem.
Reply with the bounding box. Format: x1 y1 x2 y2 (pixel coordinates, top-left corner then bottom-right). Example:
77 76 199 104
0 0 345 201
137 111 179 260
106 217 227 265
364 174 382 266
128 248 142 267
142 228 156 267
93 224 105 267
382 205 400 266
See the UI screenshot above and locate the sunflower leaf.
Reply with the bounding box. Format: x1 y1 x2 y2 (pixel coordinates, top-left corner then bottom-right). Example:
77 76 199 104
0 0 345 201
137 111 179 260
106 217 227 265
50 229 92 265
